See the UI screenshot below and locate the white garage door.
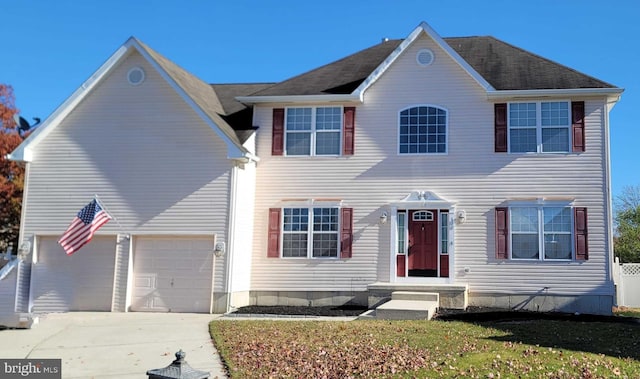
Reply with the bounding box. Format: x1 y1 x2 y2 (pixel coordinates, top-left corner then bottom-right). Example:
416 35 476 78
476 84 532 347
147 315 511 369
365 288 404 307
31 236 116 312
131 236 214 313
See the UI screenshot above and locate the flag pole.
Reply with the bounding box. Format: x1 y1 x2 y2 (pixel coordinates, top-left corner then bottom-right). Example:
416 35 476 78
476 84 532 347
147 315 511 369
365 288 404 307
93 194 128 237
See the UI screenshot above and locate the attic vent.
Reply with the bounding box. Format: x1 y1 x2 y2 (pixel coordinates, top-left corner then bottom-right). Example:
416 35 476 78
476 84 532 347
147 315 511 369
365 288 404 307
416 49 435 66
127 67 145 86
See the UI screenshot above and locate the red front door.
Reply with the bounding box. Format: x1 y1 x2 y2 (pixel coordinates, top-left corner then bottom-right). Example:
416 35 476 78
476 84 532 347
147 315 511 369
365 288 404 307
408 210 438 277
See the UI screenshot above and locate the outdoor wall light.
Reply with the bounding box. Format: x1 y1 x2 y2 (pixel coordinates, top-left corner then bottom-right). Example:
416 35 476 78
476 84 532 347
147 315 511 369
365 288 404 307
456 210 467 224
17 241 31 261
214 242 226 257
379 211 388 225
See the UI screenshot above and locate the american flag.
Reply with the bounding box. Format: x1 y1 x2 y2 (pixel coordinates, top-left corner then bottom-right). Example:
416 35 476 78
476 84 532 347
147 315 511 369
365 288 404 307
58 199 112 255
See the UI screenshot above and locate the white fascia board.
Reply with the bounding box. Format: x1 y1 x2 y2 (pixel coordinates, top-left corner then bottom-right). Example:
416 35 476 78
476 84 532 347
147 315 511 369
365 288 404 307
128 39 253 161
8 44 131 162
353 21 495 101
487 88 624 101
236 94 361 105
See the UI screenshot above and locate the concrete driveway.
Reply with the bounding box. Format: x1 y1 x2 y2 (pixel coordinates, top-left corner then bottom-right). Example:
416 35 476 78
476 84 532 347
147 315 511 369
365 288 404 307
0 312 227 378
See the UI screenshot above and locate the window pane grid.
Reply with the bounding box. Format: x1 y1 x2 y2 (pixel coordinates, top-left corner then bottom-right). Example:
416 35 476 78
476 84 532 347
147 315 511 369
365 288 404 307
541 102 569 126
312 234 338 257
541 128 569 153
283 207 339 258
509 103 536 127
316 107 342 130
510 128 537 153
283 234 307 257
315 131 340 155
286 108 312 131
508 102 570 153
399 106 447 154
510 206 573 261
285 107 342 156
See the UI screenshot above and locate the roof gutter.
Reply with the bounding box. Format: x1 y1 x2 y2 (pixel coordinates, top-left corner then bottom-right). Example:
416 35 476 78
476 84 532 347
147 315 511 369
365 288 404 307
487 88 624 101
236 94 362 105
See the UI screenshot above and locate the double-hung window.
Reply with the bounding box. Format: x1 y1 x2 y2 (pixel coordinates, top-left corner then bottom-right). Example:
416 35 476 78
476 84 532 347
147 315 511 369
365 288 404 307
510 206 573 260
285 107 342 156
282 207 339 258
399 106 447 154
509 101 570 153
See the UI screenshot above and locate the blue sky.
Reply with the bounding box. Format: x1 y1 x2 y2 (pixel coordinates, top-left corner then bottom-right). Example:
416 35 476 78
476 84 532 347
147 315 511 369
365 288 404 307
3 0 638 198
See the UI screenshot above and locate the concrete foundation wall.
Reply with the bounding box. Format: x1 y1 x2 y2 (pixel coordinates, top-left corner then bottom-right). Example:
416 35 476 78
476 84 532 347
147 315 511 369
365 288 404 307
468 293 614 315
249 291 368 307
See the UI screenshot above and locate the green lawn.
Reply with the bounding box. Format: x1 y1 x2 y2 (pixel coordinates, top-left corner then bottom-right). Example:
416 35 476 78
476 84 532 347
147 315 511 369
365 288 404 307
210 319 640 378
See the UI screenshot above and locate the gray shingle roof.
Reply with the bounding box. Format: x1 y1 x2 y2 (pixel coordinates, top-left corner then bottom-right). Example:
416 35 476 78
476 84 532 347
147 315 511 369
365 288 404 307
136 40 268 145
251 36 615 97
135 33 616 145
446 36 614 90
252 40 403 96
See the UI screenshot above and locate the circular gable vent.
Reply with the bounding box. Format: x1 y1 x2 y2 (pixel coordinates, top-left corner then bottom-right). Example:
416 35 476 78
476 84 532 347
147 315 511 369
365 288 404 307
127 67 145 86
416 49 435 66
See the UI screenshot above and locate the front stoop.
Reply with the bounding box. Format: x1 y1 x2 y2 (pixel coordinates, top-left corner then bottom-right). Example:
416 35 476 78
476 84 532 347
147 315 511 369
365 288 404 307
363 291 439 320
367 282 468 310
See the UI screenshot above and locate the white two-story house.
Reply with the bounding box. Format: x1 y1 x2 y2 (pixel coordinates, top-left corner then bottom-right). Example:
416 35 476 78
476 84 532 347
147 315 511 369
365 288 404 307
2 22 622 325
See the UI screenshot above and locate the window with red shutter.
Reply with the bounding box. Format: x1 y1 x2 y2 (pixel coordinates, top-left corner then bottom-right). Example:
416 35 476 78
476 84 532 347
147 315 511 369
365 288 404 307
272 108 284 156
268 206 353 259
340 208 353 258
343 107 355 155
267 208 281 257
572 101 585 152
495 207 509 259
574 207 588 260
495 104 507 153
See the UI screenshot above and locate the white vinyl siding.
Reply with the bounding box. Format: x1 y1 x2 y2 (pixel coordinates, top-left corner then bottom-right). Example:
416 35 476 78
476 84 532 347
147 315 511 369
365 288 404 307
251 32 611 297
20 51 233 311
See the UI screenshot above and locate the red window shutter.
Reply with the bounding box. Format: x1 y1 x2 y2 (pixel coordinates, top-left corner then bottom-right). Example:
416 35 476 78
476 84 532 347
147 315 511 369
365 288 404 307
495 103 507 153
272 108 284 156
572 101 585 152
343 107 356 155
340 208 353 258
575 207 588 260
495 207 509 259
267 208 281 258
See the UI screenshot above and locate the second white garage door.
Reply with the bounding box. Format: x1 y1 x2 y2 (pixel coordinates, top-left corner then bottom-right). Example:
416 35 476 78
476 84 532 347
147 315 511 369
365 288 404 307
131 236 214 313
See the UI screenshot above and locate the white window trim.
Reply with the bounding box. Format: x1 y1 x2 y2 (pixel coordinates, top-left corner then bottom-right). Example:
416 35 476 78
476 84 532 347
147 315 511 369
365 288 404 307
280 205 342 259
397 104 449 156
508 202 575 262
507 100 572 154
284 106 343 157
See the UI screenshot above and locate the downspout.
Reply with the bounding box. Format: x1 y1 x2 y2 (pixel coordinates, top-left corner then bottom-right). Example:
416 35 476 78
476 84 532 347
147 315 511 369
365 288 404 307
224 162 240 313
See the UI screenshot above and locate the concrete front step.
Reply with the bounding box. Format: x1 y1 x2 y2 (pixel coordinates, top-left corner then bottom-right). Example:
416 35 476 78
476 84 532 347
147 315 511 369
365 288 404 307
368 282 468 309
375 299 438 320
391 291 439 302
